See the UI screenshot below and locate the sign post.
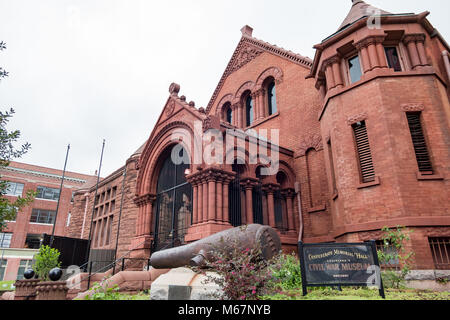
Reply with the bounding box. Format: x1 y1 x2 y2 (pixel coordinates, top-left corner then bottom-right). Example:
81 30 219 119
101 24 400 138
298 240 385 299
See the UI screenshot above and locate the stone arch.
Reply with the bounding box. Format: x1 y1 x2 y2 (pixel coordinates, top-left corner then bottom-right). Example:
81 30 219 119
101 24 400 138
255 66 284 90
233 81 255 104
216 93 234 119
136 121 194 196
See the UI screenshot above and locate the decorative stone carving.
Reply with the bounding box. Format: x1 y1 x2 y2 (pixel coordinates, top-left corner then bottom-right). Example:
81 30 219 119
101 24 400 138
298 134 324 157
169 83 180 96
229 45 263 74
401 104 425 112
402 33 426 44
347 112 368 126
202 115 221 132
166 100 175 116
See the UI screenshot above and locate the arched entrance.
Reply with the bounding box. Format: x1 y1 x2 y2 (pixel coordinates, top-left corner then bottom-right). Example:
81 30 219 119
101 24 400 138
152 146 192 252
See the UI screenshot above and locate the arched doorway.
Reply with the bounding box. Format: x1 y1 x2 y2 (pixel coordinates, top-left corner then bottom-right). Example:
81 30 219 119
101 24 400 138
153 146 192 252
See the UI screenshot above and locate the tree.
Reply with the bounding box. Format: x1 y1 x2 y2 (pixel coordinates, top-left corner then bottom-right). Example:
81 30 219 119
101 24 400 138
0 42 35 232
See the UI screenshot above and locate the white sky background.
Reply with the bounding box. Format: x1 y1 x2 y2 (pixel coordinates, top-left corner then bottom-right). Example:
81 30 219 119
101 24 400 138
0 0 449 177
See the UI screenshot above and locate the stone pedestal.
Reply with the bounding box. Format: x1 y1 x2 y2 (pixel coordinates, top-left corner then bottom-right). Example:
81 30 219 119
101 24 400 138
150 268 223 300
14 279 40 300
35 281 69 300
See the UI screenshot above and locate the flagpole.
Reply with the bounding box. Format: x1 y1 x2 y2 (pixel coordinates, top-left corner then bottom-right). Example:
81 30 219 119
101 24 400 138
50 144 70 247
85 139 106 267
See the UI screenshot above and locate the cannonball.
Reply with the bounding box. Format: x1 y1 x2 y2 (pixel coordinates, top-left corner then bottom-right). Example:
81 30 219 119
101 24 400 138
48 268 63 281
23 269 35 280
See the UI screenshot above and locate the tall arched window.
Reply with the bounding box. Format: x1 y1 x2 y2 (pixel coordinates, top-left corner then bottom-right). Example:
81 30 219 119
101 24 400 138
246 95 254 127
225 103 233 124
267 81 277 115
153 146 192 252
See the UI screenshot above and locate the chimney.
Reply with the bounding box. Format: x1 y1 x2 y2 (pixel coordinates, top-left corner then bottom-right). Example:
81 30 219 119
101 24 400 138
240 25 253 37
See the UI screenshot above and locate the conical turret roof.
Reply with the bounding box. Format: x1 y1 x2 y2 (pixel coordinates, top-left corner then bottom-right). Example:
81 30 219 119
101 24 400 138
338 0 391 31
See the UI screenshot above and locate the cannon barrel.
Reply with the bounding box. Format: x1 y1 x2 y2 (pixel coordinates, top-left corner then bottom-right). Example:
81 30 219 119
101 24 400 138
149 224 281 269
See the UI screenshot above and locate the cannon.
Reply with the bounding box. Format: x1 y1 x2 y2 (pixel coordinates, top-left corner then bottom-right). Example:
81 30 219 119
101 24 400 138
149 224 282 269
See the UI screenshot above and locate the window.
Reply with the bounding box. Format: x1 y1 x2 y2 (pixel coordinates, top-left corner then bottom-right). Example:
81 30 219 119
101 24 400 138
226 105 233 124
25 234 42 249
406 113 433 174
352 121 376 183
348 55 362 83
16 260 33 280
0 233 12 248
376 240 400 270
0 259 7 281
30 209 56 224
267 81 277 115
384 47 402 72
429 237 450 270
36 186 60 201
245 95 254 127
4 182 24 197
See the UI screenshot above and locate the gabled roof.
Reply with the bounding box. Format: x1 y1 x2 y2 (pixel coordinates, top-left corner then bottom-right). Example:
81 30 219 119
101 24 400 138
206 26 313 114
338 0 391 32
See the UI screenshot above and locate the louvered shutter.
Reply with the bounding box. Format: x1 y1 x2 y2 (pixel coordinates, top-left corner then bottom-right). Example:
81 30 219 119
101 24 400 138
352 121 376 183
406 113 433 173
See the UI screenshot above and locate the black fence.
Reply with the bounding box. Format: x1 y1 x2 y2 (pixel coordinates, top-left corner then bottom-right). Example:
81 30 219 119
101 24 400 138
42 234 89 269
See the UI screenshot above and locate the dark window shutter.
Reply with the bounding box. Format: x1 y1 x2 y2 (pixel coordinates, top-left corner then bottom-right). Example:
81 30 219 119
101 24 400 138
406 113 433 173
352 121 376 183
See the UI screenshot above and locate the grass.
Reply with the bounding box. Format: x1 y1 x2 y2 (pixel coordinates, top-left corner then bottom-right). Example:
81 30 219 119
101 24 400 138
260 287 450 300
0 280 15 292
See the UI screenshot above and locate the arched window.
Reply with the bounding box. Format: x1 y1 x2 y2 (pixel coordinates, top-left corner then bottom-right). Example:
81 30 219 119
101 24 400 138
246 95 254 127
224 103 233 124
153 146 192 252
267 81 277 115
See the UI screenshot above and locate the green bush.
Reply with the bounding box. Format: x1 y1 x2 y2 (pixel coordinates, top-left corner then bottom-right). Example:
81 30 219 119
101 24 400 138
377 226 414 289
268 253 302 291
33 245 61 281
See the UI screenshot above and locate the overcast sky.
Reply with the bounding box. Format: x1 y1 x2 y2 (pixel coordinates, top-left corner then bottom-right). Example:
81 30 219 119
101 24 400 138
0 0 449 178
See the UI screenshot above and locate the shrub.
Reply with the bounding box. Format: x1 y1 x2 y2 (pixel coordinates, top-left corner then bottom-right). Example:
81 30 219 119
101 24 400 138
33 245 61 281
377 226 414 289
268 253 302 291
192 233 280 300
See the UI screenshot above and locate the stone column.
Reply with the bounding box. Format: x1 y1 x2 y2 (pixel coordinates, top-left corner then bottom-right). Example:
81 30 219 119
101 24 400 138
367 42 379 70
331 57 343 89
283 190 295 231
202 179 208 223
208 177 216 222
403 35 422 69
264 185 277 228
244 184 254 225
197 182 203 224
222 177 231 223
375 41 388 69
144 196 156 235
232 103 238 127
216 177 223 222
360 46 371 73
325 64 335 90
415 36 429 66
192 183 198 225
251 91 259 121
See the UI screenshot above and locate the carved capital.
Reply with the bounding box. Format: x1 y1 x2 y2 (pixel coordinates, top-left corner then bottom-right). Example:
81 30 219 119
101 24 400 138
134 194 157 207
402 33 426 45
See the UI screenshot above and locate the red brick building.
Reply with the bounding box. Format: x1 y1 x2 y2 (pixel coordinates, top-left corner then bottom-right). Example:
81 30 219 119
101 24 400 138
0 161 97 281
67 1 450 271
